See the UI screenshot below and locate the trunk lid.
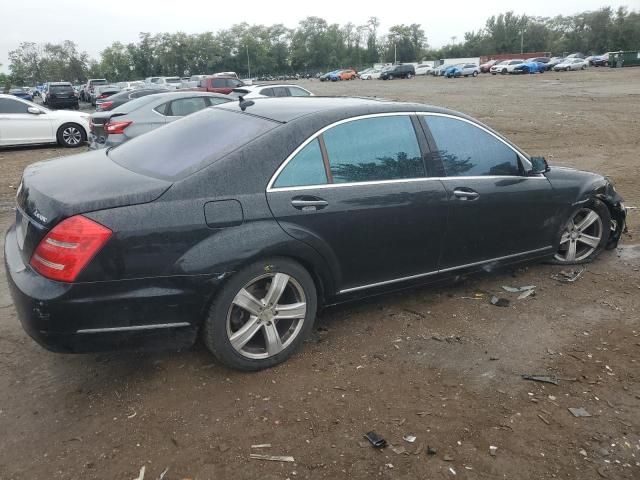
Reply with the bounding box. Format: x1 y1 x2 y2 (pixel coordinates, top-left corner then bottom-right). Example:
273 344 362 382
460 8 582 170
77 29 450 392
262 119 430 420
90 111 124 143
15 149 172 263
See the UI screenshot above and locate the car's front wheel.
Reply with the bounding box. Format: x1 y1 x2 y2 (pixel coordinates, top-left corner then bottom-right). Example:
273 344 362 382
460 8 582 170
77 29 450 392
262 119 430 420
552 201 610 264
203 258 318 371
472 71 478 77
56 123 86 148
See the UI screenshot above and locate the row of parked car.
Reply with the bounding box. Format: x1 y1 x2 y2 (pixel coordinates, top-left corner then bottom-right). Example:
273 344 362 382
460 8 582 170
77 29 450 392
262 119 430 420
0 78 313 149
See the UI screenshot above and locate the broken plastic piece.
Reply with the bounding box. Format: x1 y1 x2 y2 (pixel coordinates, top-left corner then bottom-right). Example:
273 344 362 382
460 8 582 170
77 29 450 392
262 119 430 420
521 374 559 385
552 267 585 283
489 445 498 456
364 431 387 448
403 434 417 443
490 296 510 307
568 407 592 417
502 285 536 293
249 454 295 462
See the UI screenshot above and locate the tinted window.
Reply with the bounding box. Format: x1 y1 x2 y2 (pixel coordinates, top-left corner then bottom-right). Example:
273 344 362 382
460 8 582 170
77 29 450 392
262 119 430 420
212 79 226 88
323 116 424 183
423 116 520 177
109 108 278 181
207 97 229 106
50 85 73 93
0 98 29 114
154 102 168 115
260 88 275 97
272 87 289 97
274 139 327 188
169 97 208 116
227 79 244 88
288 87 310 97
112 94 159 114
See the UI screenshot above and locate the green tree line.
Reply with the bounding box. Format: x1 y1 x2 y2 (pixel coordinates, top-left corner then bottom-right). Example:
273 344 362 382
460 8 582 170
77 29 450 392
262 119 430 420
5 7 640 85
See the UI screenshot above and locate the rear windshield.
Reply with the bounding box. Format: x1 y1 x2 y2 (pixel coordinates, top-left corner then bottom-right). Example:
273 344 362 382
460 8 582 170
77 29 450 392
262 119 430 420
91 79 108 85
110 94 159 113
50 85 73 92
165 77 180 82
108 108 279 181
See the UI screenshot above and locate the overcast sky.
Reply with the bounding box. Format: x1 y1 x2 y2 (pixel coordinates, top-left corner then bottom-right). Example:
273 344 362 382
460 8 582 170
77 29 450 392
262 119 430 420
1 1 631 73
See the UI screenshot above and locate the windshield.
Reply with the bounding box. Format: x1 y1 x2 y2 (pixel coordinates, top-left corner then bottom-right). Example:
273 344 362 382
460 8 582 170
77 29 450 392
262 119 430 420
109 108 280 181
165 77 181 83
91 79 108 85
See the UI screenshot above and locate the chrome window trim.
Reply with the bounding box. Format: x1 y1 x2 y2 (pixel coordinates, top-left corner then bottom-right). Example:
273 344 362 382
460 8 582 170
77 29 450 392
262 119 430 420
266 112 535 192
339 246 553 294
77 322 190 334
266 112 419 192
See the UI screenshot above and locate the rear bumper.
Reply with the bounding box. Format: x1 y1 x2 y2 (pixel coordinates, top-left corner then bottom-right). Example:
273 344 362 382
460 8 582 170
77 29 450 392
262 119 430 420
88 132 126 150
47 98 78 108
4 225 218 353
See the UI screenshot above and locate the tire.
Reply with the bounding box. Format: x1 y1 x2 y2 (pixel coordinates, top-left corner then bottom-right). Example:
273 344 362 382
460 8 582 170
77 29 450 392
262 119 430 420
550 200 611 265
491 72 497 75
406 73 412 79
388 74 394 80
501 69 507 74
472 71 478 77
203 258 318 371
56 123 86 148
582 65 587 70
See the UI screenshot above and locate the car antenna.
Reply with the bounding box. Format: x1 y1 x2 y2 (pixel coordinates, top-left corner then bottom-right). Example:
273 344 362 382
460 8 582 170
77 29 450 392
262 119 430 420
238 95 255 111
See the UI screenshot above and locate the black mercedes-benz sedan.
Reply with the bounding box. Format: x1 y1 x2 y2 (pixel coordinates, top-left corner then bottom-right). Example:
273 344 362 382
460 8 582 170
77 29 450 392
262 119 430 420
5 97 626 370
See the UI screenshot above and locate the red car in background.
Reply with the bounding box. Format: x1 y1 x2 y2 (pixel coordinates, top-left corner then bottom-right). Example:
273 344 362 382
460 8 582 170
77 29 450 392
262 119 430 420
189 76 245 94
480 60 498 73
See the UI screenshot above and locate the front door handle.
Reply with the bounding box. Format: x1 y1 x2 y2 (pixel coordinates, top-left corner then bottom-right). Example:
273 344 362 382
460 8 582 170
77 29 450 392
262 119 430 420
453 189 480 200
291 197 328 210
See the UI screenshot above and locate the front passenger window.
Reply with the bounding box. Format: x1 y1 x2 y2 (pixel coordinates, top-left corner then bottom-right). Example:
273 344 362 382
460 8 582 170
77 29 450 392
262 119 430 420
423 116 521 176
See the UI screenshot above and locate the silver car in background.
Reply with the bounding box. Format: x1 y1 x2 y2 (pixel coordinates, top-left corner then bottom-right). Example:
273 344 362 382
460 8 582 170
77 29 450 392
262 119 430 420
88 91 231 150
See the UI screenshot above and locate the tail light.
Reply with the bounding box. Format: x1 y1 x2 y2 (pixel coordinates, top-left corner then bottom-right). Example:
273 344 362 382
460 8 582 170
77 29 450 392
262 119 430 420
30 216 112 283
99 94 108 99
98 101 113 110
105 120 132 134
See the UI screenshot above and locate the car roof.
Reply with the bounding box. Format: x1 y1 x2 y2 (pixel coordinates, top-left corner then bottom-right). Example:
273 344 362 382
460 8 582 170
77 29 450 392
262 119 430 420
236 84 307 91
216 96 459 124
49 82 72 85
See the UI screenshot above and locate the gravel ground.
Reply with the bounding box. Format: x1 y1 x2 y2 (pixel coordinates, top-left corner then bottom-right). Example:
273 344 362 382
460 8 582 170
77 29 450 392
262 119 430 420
0 68 639 480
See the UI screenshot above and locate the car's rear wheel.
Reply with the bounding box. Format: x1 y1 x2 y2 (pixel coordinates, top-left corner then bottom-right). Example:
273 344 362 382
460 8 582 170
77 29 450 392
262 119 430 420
472 71 478 77
203 258 318 371
56 123 86 148
552 201 610 264
406 73 413 79
388 74 394 80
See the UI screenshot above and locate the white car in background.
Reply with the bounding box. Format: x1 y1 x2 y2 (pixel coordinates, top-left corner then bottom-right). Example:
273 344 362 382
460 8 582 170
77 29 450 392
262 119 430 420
490 59 525 74
360 69 382 80
415 64 434 75
229 84 313 98
0 94 90 148
553 58 589 71
117 81 145 91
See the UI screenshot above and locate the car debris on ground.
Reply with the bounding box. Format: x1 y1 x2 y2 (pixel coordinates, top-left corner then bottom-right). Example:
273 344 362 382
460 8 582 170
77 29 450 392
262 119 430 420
249 454 295 462
364 431 387 448
490 296 510 307
403 434 417 443
568 407 592 417
521 374 559 385
552 267 586 283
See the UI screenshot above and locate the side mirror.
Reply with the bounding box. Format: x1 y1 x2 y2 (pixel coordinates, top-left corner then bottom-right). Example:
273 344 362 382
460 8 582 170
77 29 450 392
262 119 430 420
27 107 42 115
529 156 549 174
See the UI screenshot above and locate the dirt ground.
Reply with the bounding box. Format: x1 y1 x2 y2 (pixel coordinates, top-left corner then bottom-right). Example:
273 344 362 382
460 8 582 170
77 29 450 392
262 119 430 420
0 69 639 480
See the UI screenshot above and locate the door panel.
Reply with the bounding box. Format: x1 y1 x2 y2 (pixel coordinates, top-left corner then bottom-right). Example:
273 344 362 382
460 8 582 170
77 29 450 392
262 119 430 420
267 114 449 292
421 113 557 268
438 177 555 268
267 181 449 291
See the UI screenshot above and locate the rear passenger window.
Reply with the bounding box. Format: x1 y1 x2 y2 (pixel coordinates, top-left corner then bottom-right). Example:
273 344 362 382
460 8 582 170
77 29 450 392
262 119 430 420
274 139 327 188
323 116 424 183
272 87 289 97
154 103 168 115
423 116 521 176
288 87 310 97
260 88 275 97
169 97 208 116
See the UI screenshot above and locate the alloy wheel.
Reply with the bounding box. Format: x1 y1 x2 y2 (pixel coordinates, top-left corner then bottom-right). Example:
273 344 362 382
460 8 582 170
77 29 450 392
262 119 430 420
554 208 603 262
62 126 82 146
226 273 307 359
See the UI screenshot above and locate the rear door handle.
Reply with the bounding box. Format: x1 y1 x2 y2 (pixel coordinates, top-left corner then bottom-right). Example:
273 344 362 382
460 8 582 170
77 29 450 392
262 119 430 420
291 198 328 210
453 189 480 200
